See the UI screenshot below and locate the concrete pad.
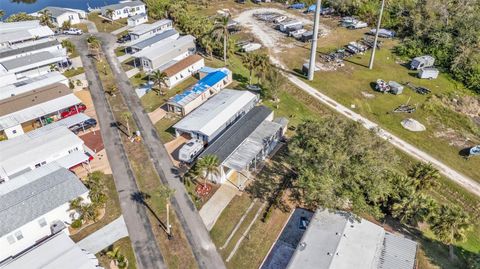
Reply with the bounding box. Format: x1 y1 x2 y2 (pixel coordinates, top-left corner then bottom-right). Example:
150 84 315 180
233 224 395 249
148 107 167 124
73 148 112 178
112 25 132 35
126 68 140 78
199 184 240 231
76 216 129 254
70 56 83 68
164 135 188 167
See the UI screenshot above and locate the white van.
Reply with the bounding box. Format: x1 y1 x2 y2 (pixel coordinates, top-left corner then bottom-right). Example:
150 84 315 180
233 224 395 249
179 139 204 163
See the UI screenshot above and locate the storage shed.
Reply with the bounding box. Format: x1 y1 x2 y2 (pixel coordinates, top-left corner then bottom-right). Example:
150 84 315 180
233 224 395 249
388 81 404 95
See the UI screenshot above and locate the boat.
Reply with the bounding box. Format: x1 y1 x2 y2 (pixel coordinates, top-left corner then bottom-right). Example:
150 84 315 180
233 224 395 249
470 145 480 156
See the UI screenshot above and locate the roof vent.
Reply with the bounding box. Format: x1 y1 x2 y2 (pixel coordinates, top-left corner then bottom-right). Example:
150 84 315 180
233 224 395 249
327 252 333 256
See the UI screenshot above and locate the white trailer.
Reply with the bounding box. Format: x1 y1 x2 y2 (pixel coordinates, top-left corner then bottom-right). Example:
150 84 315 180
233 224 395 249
279 20 303 32
410 55 435 70
418 67 439 79
179 139 204 163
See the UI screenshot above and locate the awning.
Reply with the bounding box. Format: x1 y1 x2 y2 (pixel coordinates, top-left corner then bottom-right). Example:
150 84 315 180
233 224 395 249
55 151 90 169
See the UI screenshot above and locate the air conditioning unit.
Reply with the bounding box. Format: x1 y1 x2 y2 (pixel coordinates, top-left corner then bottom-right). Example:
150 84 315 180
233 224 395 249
50 220 66 234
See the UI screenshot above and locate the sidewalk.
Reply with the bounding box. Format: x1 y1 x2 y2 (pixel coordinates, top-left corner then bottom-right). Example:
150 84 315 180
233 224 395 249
77 216 129 254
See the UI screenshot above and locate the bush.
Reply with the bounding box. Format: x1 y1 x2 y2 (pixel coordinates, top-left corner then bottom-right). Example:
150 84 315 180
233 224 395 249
71 219 83 229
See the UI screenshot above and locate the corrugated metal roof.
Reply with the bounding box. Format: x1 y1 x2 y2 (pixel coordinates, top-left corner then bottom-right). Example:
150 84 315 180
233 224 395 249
101 0 144 12
0 51 58 71
224 120 281 171
0 126 84 176
173 89 257 137
2 232 100 269
129 19 172 36
0 40 59 60
0 163 88 236
168 68 228 107
135 35 195 61
130 29 178 50
0 93 81 130
378 233 417 269
0 21 42 34
199 106 272 163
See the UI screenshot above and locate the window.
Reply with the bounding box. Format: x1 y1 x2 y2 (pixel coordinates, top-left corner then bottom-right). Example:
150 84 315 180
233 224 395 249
38 218 47 227
136 7 140 10
12 130 17 134
7 235 15 245
14 231 23 241
35 163 42 168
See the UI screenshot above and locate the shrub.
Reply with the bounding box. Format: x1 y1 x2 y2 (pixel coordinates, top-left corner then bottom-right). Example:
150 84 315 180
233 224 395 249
71 219 83 229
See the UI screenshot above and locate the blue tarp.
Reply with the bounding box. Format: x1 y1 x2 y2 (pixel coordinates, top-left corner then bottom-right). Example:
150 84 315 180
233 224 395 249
308 4 316 12
289 3 305 9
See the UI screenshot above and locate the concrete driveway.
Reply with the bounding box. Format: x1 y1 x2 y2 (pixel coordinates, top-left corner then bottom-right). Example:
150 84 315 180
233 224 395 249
199 183 240 231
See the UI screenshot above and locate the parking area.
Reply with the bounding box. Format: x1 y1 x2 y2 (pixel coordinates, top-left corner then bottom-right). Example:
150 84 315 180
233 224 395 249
261 208 314 269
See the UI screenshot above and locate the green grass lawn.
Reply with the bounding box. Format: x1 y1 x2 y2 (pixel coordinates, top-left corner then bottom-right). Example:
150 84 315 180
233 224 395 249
63 67 85 78
115 47 126 57
97 237 137 269
75 23 89 33
88 13 127 33
129 72 148 88
154 115 181 143
140 76 198 112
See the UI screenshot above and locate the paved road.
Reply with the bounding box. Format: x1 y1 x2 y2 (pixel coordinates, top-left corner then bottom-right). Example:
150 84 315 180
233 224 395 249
72 36 167 269
98 33 226 269
77 216 129 254
286 74 480 197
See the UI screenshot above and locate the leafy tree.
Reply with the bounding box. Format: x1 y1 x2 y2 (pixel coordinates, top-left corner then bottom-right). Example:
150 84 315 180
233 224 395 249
105 9 114 23
242 53 257 85
150 70 168 95
391 193 437 226
288 117 398 218
254 53 270 84
212 15 230 65
38 10 53 28
0 10 5 21
87 35 102 60
265 67 286 102
61 20 71 30
69 197 84 212
429 204 472 261
85 172 107 206
80 203 99 222
408 162 440 191
199 36 214 59
196 155 221 187
5 12 36 22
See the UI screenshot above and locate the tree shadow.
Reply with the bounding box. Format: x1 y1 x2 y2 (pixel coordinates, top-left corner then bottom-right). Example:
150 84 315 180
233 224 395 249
130 191 168 232
232 73 249 86
459 147 471 158
110 121 129 137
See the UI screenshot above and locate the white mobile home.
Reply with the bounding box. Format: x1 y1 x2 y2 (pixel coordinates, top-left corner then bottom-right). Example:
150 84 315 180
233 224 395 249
0 126 93 183
128 13 148 27
34 7 86 26
128 19 173 41
0 71 68 101
0 21 54 49
173 90 258 143
163 54 205 89
0 164 89 262
135 35 196 71
101 0 146 21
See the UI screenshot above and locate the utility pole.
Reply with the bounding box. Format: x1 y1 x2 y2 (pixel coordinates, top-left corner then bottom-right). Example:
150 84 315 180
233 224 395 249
368 0 386 70
307 0 321 81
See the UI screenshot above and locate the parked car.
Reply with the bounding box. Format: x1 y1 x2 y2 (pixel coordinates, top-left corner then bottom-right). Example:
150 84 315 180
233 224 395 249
61 104 87 118
63 28 83 35
69 118 97 134
299 217 310 230
117 34 131 43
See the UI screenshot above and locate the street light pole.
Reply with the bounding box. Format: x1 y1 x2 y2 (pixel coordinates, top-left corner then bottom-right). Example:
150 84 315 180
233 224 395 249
307 0 322 81
368 0 386 70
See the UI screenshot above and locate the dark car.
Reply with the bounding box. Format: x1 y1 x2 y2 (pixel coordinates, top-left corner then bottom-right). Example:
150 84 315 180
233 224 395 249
69 118 97 134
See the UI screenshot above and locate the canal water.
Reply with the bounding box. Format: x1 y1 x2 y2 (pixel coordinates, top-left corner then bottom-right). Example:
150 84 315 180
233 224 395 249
1 0 120 17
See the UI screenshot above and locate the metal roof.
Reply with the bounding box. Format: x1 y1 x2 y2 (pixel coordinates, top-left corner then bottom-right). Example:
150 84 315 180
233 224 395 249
1 232 100 269
0 40 59 60
378 233 417 269
41 6 75 18
168 68 229 108
129 19 172 36
0 93 81 130
0 51 61 71
0 126 84 177
135 35 195 61
0 21 42 34
129 13 147 20
224 120 282 171
0 163 88 236
101 0 144 12
286 209 417 269
0 71 68 100
173 90 257 137
199 106 272 163
130 29 178 50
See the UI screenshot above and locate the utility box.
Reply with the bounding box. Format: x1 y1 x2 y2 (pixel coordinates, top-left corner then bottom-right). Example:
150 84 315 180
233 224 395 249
388 81 404 95
410 55 435 70
418 67 439 79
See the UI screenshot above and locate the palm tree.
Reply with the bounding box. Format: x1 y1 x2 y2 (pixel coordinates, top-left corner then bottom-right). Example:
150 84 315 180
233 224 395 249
0 10 5 21
61 39 75 55
254 53 270 84
429 204 472 261
106 247 121 261
87 35 102 60
159 186 175 238
243 53 257 85
106 84 118 96
121 111 132 137
106 247 128 268
212 15 230 65
69 197 84 212
86 173 107 206
38 10 53 28
105 9 114 23
61 20 71 30
196 155 221 187
408 162 440 191
200 36 214 59
150 70 169 95
391 194 437 226
80 203 98 222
